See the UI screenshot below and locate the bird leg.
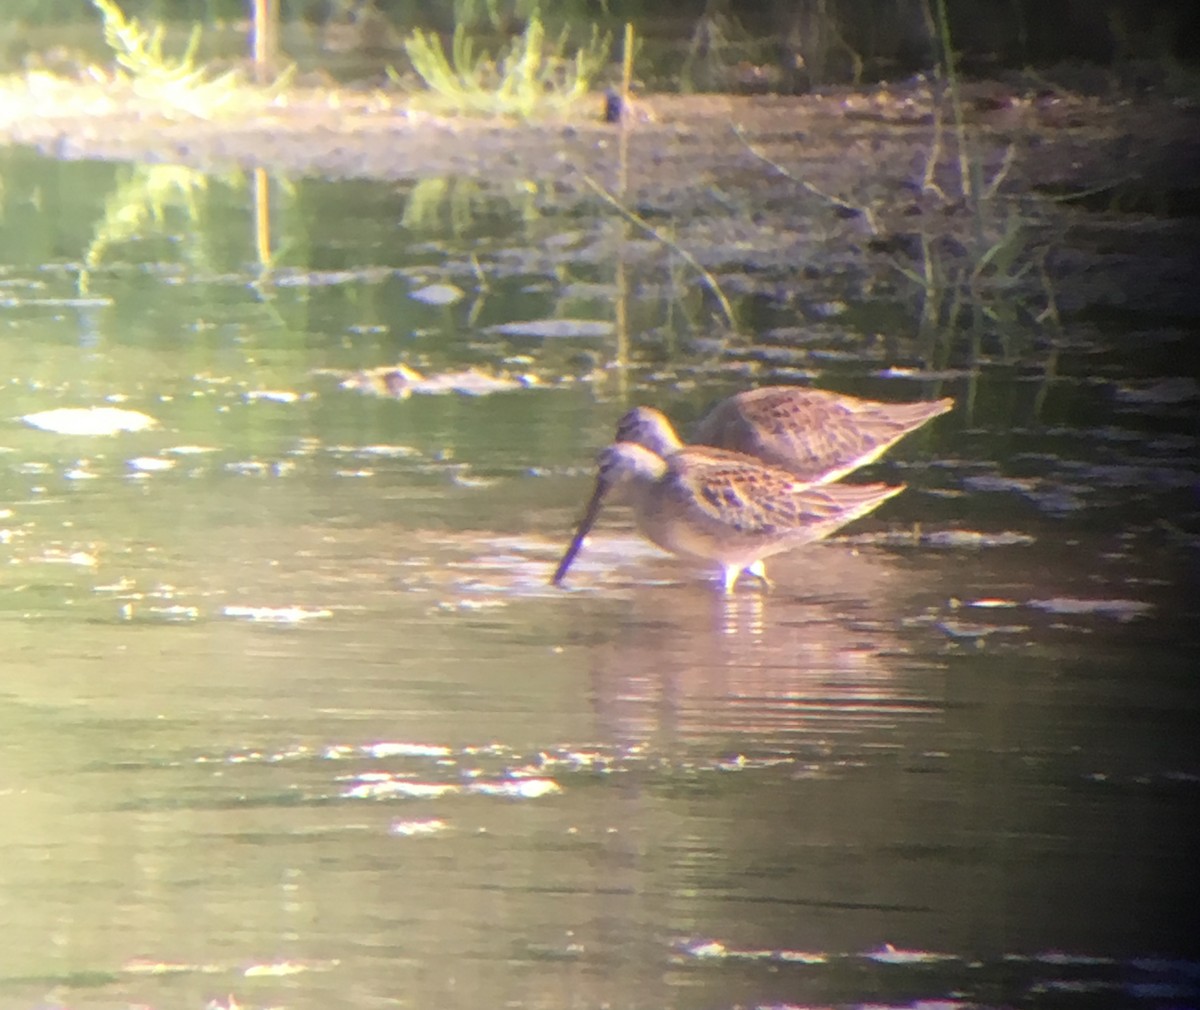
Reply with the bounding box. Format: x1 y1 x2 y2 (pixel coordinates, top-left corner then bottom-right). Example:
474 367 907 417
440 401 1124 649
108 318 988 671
721 560 773 593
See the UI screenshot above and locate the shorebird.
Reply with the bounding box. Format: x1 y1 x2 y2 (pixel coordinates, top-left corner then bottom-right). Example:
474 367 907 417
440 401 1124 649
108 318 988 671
551 442 903 592
616 387 953 485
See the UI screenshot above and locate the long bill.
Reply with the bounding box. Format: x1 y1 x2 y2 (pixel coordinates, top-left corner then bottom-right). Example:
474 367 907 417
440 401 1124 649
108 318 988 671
550 478 610 586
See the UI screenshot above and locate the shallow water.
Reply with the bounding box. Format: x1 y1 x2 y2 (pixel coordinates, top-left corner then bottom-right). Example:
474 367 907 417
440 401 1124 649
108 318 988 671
1 147 1198 1010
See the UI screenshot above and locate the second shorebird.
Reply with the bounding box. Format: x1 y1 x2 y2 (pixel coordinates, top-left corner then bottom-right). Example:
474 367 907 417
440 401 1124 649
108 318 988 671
617 386 953 485
551 442 903 592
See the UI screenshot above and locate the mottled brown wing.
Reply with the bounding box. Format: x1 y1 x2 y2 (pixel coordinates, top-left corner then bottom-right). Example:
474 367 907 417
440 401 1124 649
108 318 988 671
694 387 952 481
794 481 906 530
665 449 898 535
694 389 869 476
849 396 955 427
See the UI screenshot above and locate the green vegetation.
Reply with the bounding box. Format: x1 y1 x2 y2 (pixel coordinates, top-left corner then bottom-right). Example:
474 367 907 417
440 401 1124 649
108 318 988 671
892 0 1060 362
88 0 242 114
396 17 611 117
79 163 213 294
92 0 206 82
82 0 292 117
451 0 541 32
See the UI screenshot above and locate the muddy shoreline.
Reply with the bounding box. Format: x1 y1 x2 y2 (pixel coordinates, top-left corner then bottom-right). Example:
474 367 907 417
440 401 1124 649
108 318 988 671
4 79 1199 323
